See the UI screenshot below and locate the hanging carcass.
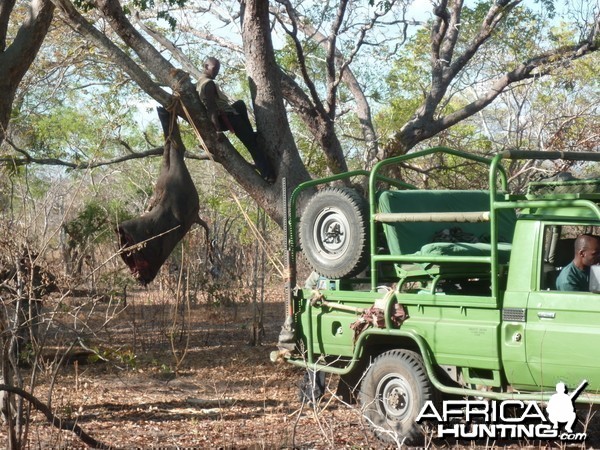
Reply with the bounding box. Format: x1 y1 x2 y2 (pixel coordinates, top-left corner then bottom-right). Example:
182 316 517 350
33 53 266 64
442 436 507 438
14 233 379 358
116 106 209 285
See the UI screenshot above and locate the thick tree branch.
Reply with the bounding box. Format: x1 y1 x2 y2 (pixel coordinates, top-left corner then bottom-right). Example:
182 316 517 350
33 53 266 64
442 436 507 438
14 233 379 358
0 0 17 52
425 1 520 122
272 3 346 173
438 0 463 66
95 0 284 194
0 0 54 145
438 38 600 131
275 0 325 115
397 30 600 150
52 0 288 225
448 0 521 80
280 70 319 117
93 0 177 87
431 0 449 65
1 0 55 85
325 0 347 118
388 0 600 154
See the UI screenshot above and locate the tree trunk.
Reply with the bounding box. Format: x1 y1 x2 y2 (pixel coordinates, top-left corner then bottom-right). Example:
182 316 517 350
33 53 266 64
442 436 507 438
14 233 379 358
241 0 311 218
0 0 54 146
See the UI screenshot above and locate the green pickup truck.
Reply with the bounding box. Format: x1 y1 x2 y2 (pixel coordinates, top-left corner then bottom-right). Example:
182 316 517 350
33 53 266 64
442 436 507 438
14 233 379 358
274 147 600 444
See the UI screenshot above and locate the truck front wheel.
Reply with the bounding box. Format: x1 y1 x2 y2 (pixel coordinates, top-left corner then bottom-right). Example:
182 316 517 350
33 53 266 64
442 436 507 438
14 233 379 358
359 349 433 445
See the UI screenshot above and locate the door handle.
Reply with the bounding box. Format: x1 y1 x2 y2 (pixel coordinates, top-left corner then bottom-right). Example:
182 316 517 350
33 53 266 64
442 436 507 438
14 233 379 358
537 311 556 319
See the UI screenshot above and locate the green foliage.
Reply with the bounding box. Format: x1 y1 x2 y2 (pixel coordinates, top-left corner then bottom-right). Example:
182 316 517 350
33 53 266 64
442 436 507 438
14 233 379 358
9 19 153 167
27 106 97 160
461 2 549 66
375 27 429 141
72 0 94 12
64 198 131 248
276 35 326 85
118 0 186 30
87 345 137 369
367 0 394 13
534 0 556 17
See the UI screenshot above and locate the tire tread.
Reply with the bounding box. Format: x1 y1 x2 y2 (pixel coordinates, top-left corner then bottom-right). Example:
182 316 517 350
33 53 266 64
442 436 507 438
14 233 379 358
299 187 369 279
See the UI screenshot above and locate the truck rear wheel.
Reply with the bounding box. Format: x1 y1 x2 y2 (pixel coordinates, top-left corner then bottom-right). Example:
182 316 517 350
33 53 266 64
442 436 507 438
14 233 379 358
359 349 433 445
299 187 369 279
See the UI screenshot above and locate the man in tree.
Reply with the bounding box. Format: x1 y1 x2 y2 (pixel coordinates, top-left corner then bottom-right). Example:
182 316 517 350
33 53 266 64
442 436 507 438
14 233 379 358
556 234 600 291
197 57 275 182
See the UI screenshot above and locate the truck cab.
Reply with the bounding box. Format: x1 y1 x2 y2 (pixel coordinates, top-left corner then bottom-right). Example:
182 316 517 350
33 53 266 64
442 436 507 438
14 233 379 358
274 147 600 444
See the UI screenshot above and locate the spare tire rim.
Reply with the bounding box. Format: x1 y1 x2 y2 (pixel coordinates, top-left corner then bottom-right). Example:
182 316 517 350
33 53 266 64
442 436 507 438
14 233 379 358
376 373 411 421
313 207 350 260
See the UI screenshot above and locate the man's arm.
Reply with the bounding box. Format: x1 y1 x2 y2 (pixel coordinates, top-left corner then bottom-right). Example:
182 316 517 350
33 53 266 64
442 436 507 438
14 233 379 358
202 80 222 131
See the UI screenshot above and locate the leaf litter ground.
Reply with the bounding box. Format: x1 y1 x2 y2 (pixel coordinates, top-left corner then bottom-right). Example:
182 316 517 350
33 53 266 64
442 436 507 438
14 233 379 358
2 290 599 449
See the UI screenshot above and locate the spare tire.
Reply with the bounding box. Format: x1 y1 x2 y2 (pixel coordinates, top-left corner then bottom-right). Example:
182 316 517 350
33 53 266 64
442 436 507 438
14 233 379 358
299 187 369 279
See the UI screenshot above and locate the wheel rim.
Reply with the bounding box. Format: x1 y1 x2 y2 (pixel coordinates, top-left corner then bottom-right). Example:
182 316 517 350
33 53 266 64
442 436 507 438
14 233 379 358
376 373 412 421
312 207 350 261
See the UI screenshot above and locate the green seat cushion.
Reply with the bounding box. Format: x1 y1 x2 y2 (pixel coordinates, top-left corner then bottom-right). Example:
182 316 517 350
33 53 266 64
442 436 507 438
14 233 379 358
377 190 516 256
417 242 513 264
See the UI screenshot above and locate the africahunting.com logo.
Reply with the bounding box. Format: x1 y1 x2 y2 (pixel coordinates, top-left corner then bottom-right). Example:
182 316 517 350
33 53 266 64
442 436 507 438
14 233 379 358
416 380 588 442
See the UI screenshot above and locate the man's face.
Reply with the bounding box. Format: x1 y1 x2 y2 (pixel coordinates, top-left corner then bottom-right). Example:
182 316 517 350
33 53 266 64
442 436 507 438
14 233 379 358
581 239 600 268
205 60 220 79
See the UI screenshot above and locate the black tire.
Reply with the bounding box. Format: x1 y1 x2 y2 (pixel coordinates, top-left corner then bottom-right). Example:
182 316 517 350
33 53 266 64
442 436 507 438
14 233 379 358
299 187 369 279
359 349 433 445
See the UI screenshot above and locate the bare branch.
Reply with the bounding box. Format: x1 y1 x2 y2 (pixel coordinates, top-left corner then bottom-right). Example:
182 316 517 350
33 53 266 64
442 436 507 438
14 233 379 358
388 1 600 153
273 0 325 113
133 12 203 80
50 0 172 105
0 384 116 449
2 138 209 169
325 0 348 117
181 27 243 54
270 1 384 166
439 34 600 132
192 3 241 25
448 1 522 80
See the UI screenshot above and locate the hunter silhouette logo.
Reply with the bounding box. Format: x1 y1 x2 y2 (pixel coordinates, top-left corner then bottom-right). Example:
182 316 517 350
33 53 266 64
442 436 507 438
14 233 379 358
416 379 588 441
546 380 588 434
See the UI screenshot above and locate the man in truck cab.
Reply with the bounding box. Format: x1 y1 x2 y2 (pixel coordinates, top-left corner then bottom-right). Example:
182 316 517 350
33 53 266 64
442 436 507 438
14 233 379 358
556 234 600 291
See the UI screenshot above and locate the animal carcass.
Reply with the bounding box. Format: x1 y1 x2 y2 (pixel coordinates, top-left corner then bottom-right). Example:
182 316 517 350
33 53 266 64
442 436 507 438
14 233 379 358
117 106 208 285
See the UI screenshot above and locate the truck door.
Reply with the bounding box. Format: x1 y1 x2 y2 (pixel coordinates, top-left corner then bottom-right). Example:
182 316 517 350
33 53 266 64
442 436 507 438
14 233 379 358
526 290 600 389
525 225 600 391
